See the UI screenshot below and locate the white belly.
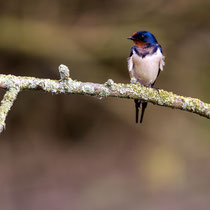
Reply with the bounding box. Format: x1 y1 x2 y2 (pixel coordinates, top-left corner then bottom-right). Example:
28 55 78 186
128 48 164 87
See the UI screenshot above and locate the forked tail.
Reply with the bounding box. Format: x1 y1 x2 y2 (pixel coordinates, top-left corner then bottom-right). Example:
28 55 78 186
134 99 147 123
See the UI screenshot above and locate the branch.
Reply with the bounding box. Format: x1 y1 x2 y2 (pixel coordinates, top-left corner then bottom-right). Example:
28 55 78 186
0 87 20 132
0 64 209 133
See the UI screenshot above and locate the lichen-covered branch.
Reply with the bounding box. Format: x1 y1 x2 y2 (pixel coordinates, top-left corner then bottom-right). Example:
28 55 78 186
0 64 209 133
0 87 20 132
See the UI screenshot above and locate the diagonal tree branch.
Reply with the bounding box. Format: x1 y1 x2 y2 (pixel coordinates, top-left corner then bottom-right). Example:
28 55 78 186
0 64 209 133
0 87 20 132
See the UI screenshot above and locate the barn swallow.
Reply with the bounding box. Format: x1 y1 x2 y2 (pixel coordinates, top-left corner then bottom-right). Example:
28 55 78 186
127 31 165 123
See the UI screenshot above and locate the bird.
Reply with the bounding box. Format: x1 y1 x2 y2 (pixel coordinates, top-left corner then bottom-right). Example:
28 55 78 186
127 30 165 123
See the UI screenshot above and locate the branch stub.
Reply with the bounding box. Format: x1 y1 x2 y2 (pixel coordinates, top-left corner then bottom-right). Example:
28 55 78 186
59 64 70 81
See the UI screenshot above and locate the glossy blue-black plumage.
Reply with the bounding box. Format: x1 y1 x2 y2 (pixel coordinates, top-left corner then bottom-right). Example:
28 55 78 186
128 31 158 44
129 44 162 58
128 31 162 58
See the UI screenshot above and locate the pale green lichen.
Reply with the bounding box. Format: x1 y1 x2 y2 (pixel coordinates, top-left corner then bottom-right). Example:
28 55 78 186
130 77 137 84
64 80 81 93
28 80 37 89
180 96 208 115
82 84 95 94
59 64 70 81
43 79 58 92
114 85 128 95
182 97 195 111
200 103 208 112
1 69 210 123
157 90 174 105
0 87 20 133
206 109 210 117
5 79 14 88
99 87 110 98
105 79 114 87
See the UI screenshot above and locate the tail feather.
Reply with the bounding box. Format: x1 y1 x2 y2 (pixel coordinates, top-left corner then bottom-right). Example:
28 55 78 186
140 102 147 123
134 100 147 123
134 99 141 123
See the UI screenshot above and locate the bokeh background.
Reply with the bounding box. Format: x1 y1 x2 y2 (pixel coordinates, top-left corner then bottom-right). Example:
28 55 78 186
0 0 210 209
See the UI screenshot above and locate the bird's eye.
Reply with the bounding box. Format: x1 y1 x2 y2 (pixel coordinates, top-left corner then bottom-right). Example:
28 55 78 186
141 34 145 38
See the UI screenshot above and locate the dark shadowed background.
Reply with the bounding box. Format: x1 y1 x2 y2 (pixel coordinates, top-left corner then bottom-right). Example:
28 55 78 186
0 0 210 209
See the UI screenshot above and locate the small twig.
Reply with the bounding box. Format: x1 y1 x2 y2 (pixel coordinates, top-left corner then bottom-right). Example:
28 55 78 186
0 87 20 132
0 64 209 133
59 64 70 81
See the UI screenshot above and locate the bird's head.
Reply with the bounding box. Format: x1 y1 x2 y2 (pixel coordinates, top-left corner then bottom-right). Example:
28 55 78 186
127 31 158 47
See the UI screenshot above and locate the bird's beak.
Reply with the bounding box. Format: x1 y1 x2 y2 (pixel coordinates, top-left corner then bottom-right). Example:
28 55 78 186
127 36 134 40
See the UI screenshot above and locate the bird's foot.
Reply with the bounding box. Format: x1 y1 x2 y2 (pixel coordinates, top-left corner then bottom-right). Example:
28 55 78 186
152 86 161 93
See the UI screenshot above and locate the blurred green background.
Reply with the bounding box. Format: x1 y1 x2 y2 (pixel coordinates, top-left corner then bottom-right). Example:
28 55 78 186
0 0 210 209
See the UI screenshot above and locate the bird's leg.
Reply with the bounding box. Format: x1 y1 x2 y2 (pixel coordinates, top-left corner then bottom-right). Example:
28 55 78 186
151 84 161 93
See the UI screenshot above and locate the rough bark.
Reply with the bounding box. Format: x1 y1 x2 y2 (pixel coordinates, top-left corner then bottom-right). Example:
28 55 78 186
0 64 209 133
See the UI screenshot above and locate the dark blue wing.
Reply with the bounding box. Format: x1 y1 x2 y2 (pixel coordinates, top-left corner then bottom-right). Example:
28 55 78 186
129 46 137 57
151 44 164 87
